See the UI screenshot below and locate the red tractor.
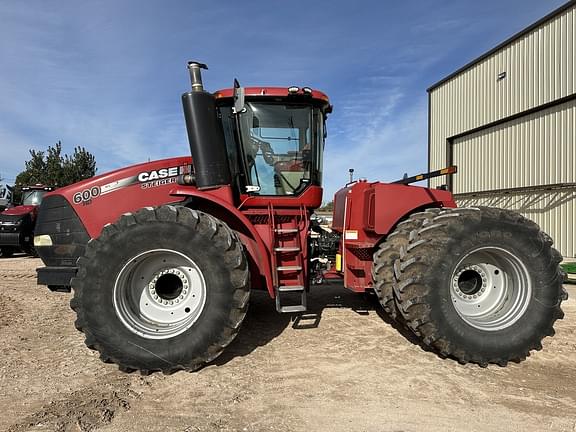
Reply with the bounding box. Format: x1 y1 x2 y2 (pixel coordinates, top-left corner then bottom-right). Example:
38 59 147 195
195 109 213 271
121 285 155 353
0 184 54 257
34 63 566 373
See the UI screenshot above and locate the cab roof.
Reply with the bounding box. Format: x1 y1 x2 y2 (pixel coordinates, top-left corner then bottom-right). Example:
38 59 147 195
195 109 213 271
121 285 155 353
214 87 330 106
21 185 54 191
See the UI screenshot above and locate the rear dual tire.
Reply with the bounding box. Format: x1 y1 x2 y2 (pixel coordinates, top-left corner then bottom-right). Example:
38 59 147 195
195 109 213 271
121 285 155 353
372 210 441 322
377 207 567 366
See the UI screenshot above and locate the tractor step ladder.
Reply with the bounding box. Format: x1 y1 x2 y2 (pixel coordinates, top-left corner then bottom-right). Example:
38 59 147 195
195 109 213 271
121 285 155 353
269 204 307 313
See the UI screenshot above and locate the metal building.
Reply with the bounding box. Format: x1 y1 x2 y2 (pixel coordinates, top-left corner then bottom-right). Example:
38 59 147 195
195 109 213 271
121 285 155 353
428 1 576 257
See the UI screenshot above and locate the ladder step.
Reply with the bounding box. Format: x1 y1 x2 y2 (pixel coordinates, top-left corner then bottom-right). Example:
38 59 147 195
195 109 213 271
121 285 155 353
278 285 305 292
274 247 300 252
277 265 302 271
275 228 298 233
279 305 307 313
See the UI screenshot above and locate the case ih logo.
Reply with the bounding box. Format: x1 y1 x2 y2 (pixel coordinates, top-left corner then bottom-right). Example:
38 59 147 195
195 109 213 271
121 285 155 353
138 166 188 190
137 167 179 182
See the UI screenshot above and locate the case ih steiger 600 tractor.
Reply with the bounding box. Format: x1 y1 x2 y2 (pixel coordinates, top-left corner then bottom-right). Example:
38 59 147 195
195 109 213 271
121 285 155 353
34 62 567 373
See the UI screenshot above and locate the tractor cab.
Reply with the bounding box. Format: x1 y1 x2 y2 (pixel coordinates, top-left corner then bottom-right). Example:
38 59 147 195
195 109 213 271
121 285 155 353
214 87 331 199
21 185 52 206
181 62 331 209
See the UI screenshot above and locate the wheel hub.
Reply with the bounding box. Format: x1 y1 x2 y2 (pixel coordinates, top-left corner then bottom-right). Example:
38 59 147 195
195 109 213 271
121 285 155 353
149 269 187 304
450 247 532 331
113 249 207 339
452 265 488 299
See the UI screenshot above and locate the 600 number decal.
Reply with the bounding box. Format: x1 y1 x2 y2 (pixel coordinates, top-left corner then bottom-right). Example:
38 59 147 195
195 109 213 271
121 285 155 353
73 186 101 205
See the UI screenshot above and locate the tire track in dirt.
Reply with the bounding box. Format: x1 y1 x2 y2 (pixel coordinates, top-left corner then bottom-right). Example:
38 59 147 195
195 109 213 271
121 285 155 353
0 289 25 328
7 374 139 432
0 270 35 277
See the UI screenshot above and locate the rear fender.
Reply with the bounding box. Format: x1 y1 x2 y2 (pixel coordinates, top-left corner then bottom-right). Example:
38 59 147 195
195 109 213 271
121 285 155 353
368 183 456 235
170 187 274 297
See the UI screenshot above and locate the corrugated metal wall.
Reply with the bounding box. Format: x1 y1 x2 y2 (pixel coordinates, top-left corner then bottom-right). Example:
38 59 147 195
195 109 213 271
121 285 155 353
452 99 576 256
428 2 576 256
457 190 576 259
429 2 576 187
452 99 575 194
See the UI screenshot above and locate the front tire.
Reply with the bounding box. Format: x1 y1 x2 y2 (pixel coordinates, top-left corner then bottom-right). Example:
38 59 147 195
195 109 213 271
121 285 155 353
393 207 567 366
71 206 250 374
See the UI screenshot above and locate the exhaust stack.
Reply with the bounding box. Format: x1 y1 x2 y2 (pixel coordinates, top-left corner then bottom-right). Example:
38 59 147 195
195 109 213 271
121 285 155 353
187 61 206 92
182 61 231 189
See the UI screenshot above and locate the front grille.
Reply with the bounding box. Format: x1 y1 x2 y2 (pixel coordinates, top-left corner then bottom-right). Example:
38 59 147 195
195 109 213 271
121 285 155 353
0 232 20 246
0 213 32 247
35 195 90 266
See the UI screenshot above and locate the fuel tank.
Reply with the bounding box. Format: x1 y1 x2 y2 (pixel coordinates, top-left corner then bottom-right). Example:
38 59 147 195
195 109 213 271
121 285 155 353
332 179 456 237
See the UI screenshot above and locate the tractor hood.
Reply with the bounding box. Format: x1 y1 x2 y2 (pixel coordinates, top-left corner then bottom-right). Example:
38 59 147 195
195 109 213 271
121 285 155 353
49 156 194 201
1 205 37 216
43 156 194 239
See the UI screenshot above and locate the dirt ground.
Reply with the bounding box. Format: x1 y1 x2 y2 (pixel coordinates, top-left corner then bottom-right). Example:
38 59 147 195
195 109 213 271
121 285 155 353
1 256 575 432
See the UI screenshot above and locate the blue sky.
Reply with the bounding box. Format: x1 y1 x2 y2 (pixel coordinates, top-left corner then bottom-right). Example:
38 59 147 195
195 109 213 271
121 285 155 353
0 0 567 200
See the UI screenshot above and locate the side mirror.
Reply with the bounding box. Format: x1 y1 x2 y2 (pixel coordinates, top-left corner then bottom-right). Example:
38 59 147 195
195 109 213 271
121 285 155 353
233 79 245 114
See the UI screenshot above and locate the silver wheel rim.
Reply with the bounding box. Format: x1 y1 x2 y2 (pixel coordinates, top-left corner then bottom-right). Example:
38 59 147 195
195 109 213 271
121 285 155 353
113 249 206 339
450 246 532 331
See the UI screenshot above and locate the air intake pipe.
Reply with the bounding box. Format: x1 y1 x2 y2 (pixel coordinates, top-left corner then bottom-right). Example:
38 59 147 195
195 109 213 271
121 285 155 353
182 61 231 189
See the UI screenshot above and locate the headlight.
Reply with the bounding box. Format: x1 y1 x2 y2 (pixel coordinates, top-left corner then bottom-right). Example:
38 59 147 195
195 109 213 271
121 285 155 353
34 235 53 246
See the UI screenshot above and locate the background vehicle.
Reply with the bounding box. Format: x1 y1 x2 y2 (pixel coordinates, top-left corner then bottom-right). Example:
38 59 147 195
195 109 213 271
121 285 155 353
33 63 566 373
0 185 53 257
0 183 12 211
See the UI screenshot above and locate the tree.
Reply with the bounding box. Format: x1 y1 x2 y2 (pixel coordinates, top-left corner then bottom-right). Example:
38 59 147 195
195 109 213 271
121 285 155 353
14 141 97 192
62 147 97 186
318 201 333 212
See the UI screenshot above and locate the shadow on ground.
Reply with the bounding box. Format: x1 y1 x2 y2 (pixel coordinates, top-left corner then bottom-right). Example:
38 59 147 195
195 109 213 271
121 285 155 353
214 281 427 366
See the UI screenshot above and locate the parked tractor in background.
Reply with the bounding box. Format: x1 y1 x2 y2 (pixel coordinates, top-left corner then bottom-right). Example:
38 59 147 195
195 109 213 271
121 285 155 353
0 184 54 258
33 63 566 373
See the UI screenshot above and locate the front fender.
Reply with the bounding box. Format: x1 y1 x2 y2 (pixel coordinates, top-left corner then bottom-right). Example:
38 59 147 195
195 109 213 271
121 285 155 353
170 186 275 297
